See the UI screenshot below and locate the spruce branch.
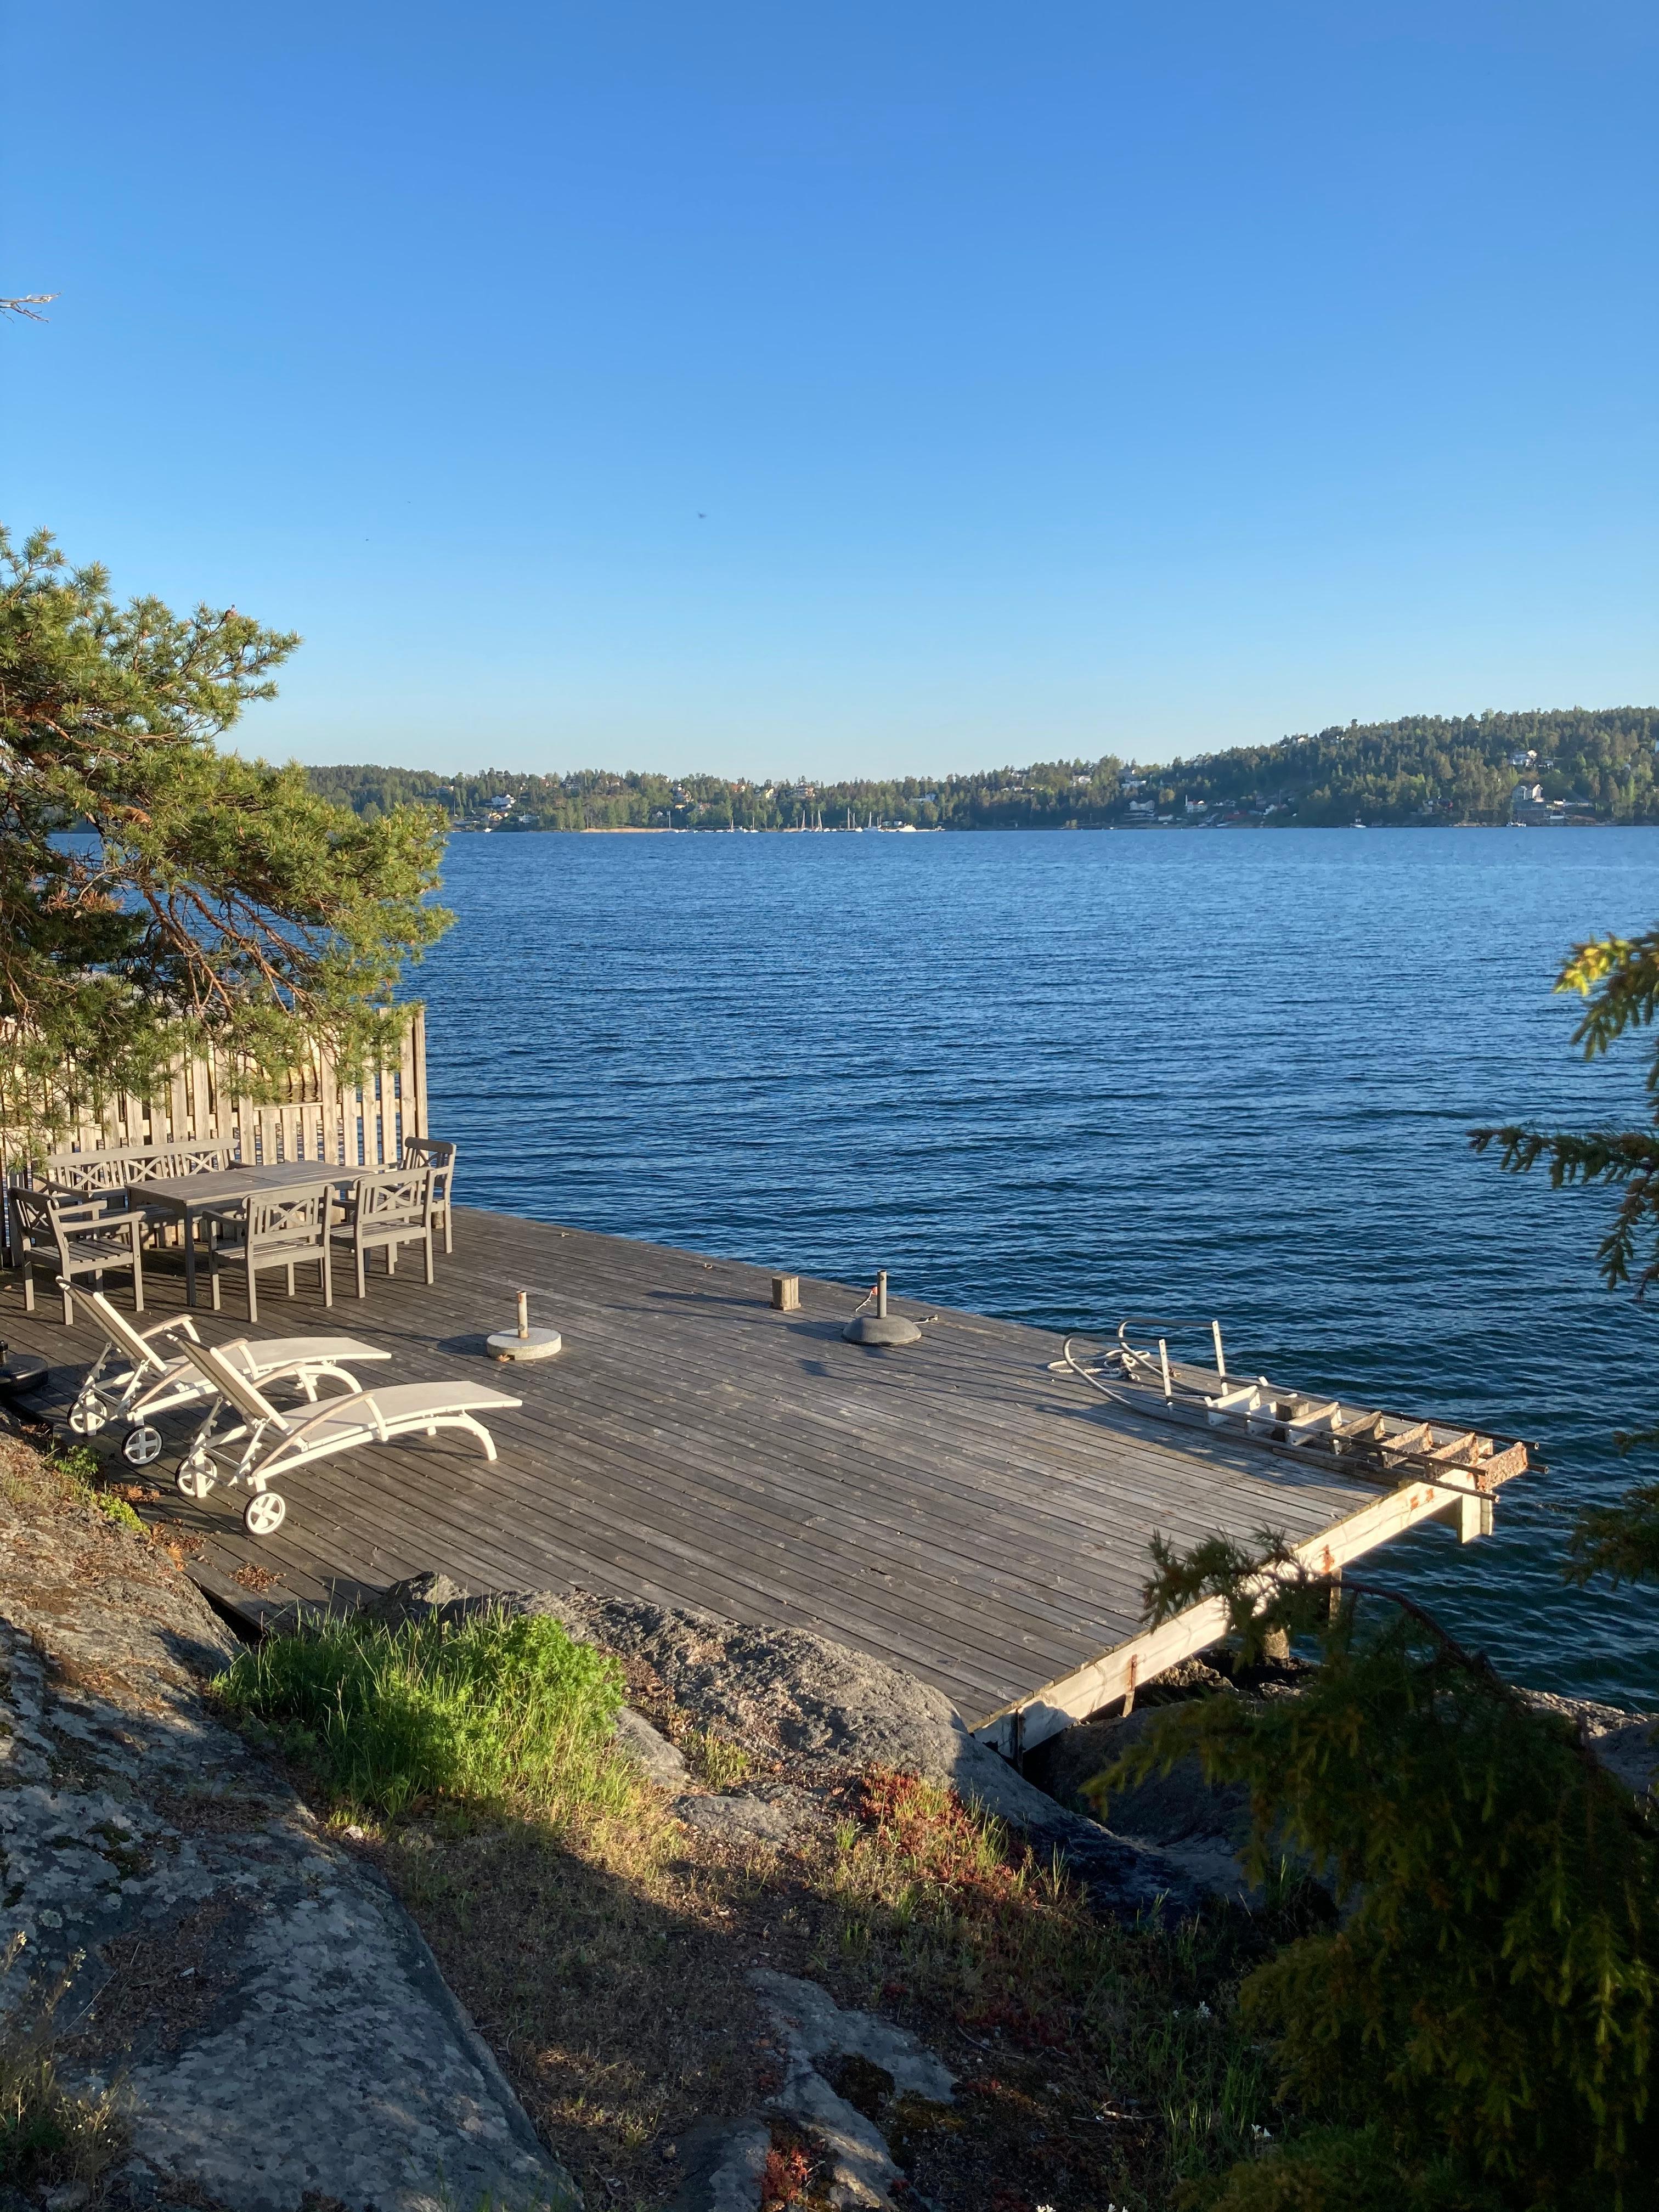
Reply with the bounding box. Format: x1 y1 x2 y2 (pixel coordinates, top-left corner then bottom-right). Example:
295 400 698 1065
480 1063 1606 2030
1566 1482 1659 1589
1107 1527 1659 2197
1559 923 1659 1084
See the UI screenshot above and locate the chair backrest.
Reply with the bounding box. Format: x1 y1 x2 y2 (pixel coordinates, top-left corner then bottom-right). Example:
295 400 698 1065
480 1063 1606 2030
246 1186 330 1251
40 1153 131 1194
176 1336 292 1432
85 1288 170 1375
11 1187 104 1249
136 1143 234 1181
8 1186 54 1238
356 1168 433 1230
401 1137 455 1192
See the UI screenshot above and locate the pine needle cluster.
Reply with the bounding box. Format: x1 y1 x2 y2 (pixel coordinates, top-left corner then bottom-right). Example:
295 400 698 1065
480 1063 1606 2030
0 523 452 1149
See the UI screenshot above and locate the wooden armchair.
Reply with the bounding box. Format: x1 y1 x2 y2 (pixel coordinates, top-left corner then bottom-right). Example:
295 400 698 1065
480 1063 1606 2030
207 1184 334 1324
8 1186 145 1324
400 1137 456 1252
332 1167 436 1298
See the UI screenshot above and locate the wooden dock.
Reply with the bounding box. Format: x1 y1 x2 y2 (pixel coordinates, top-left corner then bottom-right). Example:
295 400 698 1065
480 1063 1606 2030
0 1209 1505 1751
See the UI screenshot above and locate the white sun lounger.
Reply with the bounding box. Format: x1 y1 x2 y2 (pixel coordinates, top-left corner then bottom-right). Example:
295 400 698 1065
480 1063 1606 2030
173 1335 522 1537
67 1286 392 1468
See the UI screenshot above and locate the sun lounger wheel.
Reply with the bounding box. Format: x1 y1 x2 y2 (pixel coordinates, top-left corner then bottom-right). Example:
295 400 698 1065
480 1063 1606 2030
243 1491 286 1537
176 1454 216 1500
70 1392 109 1436
122 1424 162 1466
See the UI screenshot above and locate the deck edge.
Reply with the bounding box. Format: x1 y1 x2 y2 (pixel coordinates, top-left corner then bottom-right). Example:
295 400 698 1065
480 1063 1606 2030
968 1471 1503 1756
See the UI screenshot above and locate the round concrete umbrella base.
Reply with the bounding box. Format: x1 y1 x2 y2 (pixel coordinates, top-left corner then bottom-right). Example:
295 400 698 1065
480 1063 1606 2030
488 1328 563 1362
0 1356 48 1400
841 1315 922 1347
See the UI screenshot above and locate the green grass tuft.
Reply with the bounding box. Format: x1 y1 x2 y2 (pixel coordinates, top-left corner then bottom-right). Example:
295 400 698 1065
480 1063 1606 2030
683 1725 753 1791
216 1607 629 1821
47 1443 102 1488
0 1937 127 2187
41 1443 144 1533
94 1491 145 1534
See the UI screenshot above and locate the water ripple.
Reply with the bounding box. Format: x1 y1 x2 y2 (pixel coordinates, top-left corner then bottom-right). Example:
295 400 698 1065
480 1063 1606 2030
419 827 1659 1707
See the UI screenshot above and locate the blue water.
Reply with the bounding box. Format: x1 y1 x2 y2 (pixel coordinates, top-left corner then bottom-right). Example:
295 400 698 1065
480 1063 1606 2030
416 828 1659 1709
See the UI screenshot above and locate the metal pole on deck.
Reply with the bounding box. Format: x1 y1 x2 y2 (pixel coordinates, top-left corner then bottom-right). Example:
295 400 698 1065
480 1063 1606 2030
843 1266 922 1346
489 1288 563 1363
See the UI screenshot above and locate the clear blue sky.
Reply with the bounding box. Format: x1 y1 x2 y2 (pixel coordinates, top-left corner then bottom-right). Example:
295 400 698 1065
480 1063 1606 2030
5 2 1655 778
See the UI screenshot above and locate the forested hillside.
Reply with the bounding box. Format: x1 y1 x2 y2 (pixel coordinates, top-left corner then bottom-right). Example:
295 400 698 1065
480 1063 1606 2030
1165 707 1659 825
305 708 1659 830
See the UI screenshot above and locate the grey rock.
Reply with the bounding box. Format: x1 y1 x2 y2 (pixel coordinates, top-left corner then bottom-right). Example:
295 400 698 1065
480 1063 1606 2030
668 2119 771 2211
562 1594 971 1767
672 1792 796 1847
615 1705 689 1787
121 1877 573 2212
1025 1703 1211 1832
1146 1835 1255 1897
1595 1716 1659 1800
378 1570 587 1635
777 2064 896 2208
392 1567 476 1609
109 2162 162 2208
551 1591 1201 1916
950 1730 1207 1913
1523 1689 1658 1799
0 1454 579 2212
1025 1703 1252 1897
749 1971 951 2209
749 1970 953 2103
373 1568 486 1625
109 2161 160 2207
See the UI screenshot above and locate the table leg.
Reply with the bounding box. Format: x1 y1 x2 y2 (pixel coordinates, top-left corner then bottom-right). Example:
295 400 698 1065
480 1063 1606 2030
183 1206 198 1307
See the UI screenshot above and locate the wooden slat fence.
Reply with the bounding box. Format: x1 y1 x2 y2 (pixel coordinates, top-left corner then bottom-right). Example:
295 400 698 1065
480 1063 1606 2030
1 1007 426 1181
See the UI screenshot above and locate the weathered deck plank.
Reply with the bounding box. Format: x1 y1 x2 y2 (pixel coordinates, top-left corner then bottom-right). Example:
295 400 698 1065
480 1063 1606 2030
0 1207 1467 1726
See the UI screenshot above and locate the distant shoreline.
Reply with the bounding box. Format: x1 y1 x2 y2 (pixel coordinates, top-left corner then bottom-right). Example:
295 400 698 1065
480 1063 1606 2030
307 709 1659 833
451 817 1649 836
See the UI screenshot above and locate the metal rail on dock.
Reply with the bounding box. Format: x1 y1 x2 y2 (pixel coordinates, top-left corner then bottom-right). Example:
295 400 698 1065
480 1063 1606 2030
1052 1317 1534 1496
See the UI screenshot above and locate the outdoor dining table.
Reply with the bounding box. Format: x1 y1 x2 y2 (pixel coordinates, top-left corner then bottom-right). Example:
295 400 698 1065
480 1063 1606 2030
127 1162 353 1308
